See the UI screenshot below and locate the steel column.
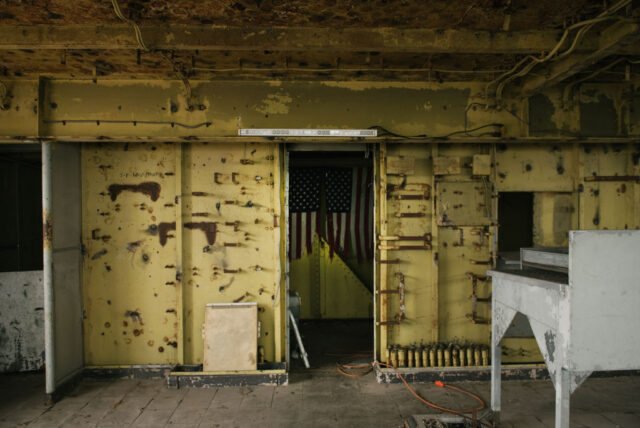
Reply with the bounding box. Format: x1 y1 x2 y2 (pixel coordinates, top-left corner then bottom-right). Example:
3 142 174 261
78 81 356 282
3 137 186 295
42 141 55 395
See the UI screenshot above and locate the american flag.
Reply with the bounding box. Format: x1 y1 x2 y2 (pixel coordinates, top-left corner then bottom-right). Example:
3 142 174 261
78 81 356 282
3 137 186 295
289 166 373 261
289 168 321 259
326 167 373 261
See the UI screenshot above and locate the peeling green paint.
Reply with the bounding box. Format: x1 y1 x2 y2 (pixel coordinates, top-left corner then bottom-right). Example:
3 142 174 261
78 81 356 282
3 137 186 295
580 94 618 137
529 93 558 136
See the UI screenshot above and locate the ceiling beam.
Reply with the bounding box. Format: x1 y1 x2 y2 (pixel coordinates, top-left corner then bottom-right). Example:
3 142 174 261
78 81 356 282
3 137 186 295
518 20 640 98
3 136 640 144
0 24 610 54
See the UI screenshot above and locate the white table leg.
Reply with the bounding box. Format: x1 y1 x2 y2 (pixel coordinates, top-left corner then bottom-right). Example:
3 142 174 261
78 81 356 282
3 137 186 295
555 368 570 428
491 319 502 424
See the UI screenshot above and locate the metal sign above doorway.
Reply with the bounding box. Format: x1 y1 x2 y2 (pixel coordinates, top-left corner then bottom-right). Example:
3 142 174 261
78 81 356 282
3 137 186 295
238 129 377 137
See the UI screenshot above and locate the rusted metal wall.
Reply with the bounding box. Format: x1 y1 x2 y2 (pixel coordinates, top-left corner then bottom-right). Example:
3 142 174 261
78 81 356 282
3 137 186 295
82 142 181 365
81 142 284 366
290 235 372 320
375 142 640 364
181 142 283 365
378 144 437 356
1 77 638 368
1 79 638 143
3 80 529 141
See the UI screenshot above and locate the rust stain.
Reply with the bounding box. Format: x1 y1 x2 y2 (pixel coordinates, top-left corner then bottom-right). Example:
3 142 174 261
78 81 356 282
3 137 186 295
42 211 52 249
125 309 144 325
184 222 217 245
108 182 161 202
234 292 250 303
126 240 144 252
91 249 107 260
158 222 176 246
91 228 111 242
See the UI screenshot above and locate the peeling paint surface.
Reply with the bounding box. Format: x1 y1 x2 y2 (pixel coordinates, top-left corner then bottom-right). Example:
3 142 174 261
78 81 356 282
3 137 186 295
254 93 293 115
580 94 618 137
528 93 559 136
2 79 528 139
81 142 284 366
0 270 44 373
82 143 181 365
545 330 556 363
181 143 283 365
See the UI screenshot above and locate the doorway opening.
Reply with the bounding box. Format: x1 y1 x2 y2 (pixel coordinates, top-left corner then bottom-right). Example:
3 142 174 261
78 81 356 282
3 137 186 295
0 144 44 374
497 191 534 268
287 148 374 370
0 145 43 273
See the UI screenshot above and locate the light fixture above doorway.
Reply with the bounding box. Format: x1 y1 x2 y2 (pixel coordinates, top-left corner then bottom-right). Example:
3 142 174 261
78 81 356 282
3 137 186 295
238 128 377 137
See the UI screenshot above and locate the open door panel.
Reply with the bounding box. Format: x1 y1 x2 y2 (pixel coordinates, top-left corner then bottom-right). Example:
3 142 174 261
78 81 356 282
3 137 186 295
43 142 84 397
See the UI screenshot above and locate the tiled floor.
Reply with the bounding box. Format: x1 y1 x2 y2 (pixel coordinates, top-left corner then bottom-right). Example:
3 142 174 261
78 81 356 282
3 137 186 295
1 371 640 427
2 321 639 427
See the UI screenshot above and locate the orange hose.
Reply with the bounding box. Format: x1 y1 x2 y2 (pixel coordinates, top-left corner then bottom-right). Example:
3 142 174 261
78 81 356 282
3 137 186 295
337 361 490 427
372 362 484 415
336 363 373 377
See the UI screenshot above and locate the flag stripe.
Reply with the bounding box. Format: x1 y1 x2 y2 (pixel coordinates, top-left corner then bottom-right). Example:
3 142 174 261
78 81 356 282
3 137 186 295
327 213 335 258
364 167 372 260
354 167 363 262
343 212 350 259
305 212 312 255
288 210 293 258
295 212 302 259
315 211 321 240
335 212 342 256
290 166 373 261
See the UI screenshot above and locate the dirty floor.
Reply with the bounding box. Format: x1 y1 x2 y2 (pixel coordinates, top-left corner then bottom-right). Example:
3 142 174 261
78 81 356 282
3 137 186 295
2 371 640 427
1 320 639 427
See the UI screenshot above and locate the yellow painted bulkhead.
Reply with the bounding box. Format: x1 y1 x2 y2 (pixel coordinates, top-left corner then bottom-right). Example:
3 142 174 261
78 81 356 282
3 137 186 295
290 235 372 320
82 142 182 365
376 142 640 366
1 78 638 369
82 142 285 366
181 142 284 365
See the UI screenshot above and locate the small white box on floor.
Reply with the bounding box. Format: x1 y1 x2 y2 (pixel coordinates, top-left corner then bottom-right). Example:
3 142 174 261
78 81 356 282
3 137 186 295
203 303 258 371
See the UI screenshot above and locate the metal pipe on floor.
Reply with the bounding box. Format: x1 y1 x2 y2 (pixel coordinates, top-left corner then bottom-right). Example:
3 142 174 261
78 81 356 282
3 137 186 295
288 309 310 369
42 141 55 395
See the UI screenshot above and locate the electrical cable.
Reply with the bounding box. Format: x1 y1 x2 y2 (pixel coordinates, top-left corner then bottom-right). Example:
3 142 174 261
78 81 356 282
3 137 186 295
111 0 149 52
160 51 193 106
336 361 492 427
485 0 632 103
111 0 193 107
192 66 512 75
563 57 640 106
42 119 212 129
493 16 631 102
433 124 503 139
369 122 503 140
